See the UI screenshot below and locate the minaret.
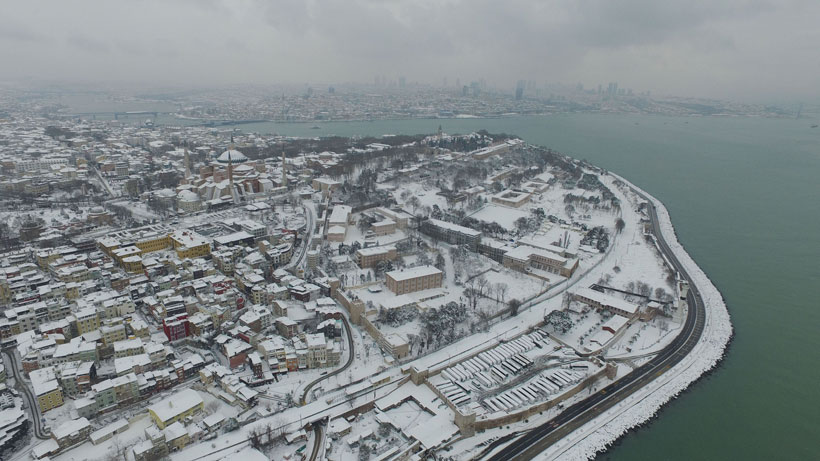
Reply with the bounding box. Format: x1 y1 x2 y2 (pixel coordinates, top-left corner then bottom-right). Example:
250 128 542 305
228 151 234 188
281 150 287 188
183 145 191 180
228 135 234 189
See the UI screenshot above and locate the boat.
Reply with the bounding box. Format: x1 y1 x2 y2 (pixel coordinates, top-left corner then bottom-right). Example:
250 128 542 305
811 124 818 128
310 125 321 129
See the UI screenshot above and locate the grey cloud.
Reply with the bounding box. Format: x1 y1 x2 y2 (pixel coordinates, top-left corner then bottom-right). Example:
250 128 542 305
0 0 816 101
66 34 110 53
0 20 49 43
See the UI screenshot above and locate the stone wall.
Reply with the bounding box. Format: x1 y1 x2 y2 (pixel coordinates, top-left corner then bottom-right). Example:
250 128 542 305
471 364 613 432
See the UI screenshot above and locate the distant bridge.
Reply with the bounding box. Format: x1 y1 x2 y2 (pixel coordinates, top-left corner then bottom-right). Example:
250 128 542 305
64 111 165 119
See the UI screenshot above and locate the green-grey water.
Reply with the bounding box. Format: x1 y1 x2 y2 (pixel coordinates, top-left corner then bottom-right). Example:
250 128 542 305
218 114 818 459
73 104 819 458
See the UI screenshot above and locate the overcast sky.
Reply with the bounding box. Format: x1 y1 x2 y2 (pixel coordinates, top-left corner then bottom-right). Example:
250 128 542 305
1 0 818 101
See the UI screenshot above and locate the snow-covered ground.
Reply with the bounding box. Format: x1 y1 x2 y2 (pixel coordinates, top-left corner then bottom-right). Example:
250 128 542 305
163 164 728 461
531 175 733 460
470 204 528 229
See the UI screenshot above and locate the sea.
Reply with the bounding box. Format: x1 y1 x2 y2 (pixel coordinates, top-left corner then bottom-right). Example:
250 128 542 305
86 105 820 459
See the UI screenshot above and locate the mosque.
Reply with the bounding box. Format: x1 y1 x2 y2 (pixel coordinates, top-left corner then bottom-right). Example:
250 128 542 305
175 141 287 210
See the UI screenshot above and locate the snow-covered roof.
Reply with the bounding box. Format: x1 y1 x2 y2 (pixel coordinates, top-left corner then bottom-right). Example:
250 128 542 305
178 190 200 202
357 245 395 256
427 218 481 237
52 417 90 440
602 314 629 332
148 389 203 423
386 265 442 281
216 149 248 164
574 288 639 315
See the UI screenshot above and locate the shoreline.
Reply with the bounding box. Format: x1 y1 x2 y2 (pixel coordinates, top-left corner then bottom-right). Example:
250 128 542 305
56 111 799 129
538 176 734 460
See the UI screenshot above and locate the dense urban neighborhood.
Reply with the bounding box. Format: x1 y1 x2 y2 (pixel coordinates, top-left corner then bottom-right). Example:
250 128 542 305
0 92 726 461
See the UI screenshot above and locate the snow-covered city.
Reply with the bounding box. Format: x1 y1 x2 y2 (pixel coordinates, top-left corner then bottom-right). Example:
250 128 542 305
0 99 732 461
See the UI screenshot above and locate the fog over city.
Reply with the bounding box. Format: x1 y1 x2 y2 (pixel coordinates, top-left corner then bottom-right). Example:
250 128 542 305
1 0 818 101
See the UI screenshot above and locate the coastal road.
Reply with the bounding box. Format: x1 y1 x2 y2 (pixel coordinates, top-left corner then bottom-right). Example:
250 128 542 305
484 197 706 460
300 315 355 405
2 350 50 440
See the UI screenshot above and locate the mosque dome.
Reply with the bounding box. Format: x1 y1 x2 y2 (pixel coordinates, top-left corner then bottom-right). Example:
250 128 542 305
217 149 248 164
178 190 200 202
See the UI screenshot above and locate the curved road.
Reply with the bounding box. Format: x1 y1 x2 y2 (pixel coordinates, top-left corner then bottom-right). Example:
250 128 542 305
2 351 50 439
287 202 315 273
300 315 355 405
308 422 325 461
485 197 707 460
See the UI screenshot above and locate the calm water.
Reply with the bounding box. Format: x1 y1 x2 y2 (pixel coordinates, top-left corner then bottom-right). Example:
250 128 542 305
213 114 819 459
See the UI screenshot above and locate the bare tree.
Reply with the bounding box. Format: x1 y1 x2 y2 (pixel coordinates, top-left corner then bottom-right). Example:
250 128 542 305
494 282 509 304
407 195 421 216
248 427 263 450
106 436 131 461
476 276 489 298
205 400 220 415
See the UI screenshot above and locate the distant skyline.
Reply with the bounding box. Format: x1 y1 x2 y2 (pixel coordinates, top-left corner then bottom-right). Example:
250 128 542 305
1 0 818 103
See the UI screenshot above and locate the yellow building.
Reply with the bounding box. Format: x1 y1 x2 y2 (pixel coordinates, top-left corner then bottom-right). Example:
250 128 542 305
385 266 443 295
32 376 64 413
356 245 397 269
65 283 80 300
101 324 127 345
75 307 100 335
122 255 144 273
170 230 211 260
163 422 191 451
148 389 203 429
134 233 172 254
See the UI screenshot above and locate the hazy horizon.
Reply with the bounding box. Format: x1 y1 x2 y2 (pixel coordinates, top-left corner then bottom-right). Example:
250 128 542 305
1 0 818 103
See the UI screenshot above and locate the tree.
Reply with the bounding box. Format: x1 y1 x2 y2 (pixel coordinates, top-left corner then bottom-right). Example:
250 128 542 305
105 436 131 461
508 298 522 316
248 428 263 450
357 215 373 233
374 260 388 278
476 276 489 298
464 287 480 310
431 204 443 220
654 287 667 301
407 195 421 216
545 310 573 333
495 283 509 304
514 216 530 235
359 443 372 461
434 253 446 271
615 218 625 233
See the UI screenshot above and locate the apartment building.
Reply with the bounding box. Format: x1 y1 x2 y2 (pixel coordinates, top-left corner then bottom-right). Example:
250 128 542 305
385 266 443 295
420 218 481 250
355 245 397 269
